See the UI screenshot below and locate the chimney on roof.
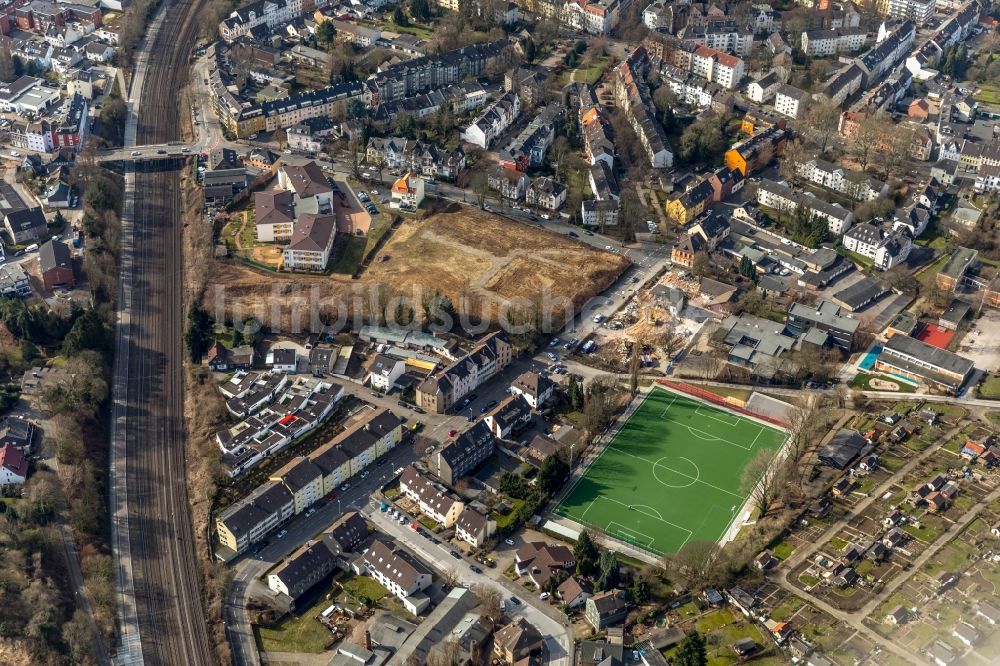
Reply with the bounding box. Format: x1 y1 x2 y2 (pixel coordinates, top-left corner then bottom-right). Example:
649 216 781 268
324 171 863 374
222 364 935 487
364 630 372 651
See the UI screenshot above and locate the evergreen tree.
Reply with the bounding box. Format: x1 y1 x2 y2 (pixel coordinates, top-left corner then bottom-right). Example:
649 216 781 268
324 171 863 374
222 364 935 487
597 550 619 591
393 5 409 26
538 452 569 495
574 530 599 576
676 631 708 666
524 37 536 63
738 255 755 280
629 577 649 603
185 305 213 362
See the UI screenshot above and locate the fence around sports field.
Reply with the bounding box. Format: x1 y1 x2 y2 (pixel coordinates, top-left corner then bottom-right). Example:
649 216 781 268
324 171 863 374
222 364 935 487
655 379 792 429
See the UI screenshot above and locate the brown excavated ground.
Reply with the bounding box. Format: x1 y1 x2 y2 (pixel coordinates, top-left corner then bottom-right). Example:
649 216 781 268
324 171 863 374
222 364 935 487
204 206 630 331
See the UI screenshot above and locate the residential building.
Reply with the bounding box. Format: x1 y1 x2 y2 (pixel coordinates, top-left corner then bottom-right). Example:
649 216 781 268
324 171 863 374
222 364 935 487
216 482 295 556
581 199 619 227
254 190 296 243
690 45 745 89
286 125 322 153
585 590 628 630
390 173 425 210
282 213 336 272
494 618 544 664
842 222 912 270
484 395 533 439
437 421 495 485
885 0 934 25
0 418 33 450
614 48 674 168
0 444 28 485
366 137 467 180
667 179 715 225
267 540 338 604
724 125 787 176
488 166 530 201
796 158 887 201
328 408 405 479
363 540 432 615
461 91 520 149
757 179 854 235
514 541 575 588
526 177 567 211
400 466 465 527
278 161 333 212
876 334 974 394
455 505 495 547
558 576 593 609
269 457 324 514
509 371 555 409
38 239 74 290
499 104 565 170
774 84 810 119
4 207 46 244
0 263 30 298
367 354 405 392
416 332 513 413
746 71 779 103
801 28 866 56
218 0 304 42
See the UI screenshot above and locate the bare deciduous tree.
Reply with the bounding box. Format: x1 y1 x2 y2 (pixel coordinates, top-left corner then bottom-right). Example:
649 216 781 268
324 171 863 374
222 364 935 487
740 448 786 518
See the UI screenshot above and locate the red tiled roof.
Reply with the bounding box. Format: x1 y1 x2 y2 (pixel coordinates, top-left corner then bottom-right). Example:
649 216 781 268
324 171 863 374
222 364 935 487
0 444 27 478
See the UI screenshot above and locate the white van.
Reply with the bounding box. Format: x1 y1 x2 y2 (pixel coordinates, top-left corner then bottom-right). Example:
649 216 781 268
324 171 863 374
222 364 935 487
24 243 39 253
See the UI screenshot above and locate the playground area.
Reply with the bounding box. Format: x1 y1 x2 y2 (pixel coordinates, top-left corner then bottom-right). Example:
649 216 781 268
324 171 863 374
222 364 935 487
554 384 788 555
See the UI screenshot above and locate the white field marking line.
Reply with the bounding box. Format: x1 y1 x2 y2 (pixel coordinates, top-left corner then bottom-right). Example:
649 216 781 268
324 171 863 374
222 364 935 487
607 521 656 548
580 498 598 521
661 417 753 451
606 445 744 500
658 394 678 418
748 426 765 451
695 403 743 427
603 498 692 543
652 384 791 437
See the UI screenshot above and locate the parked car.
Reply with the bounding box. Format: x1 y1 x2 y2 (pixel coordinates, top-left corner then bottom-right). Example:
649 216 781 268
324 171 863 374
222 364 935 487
509 596 522 606
276 529 288 539
505 538 515 545
450 551 461 559
539 592 550 600
470 565 482 574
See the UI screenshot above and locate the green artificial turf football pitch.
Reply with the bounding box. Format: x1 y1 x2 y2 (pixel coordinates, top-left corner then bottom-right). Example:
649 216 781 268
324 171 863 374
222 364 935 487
554 386 787 555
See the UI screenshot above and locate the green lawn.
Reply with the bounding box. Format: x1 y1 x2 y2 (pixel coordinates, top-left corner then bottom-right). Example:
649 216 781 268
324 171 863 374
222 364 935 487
917 254 950 286
341 575 387 605
554 386 787 554
772 539 795 560
971 81 1000 105
979 375 1000 399
329 235 366 274
256 597 335 654
850 373 917 393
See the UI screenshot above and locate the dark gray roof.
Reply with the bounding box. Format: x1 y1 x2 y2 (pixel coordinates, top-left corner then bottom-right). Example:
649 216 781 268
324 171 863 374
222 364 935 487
882 334 974 377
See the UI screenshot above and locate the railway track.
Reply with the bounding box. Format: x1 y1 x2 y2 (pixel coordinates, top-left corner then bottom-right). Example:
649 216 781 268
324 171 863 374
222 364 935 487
113 0 215 662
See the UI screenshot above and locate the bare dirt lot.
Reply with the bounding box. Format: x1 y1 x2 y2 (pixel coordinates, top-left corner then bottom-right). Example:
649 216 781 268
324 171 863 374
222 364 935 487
205 206 630 331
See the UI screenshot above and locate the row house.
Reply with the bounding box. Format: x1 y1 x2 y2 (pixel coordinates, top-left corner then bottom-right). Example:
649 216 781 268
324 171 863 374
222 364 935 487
801 27 867 56
219 0 304 42
561 0 620 34
581 107 614 166
581 199 619 227
461 91 520 149
820 64 865 106
399 466 464 527
362 541 432 615
216 482 295 556
455 506 495 548
683 19 755 56
366 137 467 180
614 48 673 168
365 40 509 106
437 420 495 485
851 20 915 88
724 125 787 176
488 166 530 201
526 177 567 210
842 222 912 270
498 103 565 171
660 65 720 110
415 332 513 413
757 179 854 235
484 394 533 439
373 81 490 125
884 0 935 25
796 158 888 201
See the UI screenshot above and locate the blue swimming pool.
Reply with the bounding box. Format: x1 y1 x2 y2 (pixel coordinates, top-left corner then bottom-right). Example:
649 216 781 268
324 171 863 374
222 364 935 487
859 346 882 371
